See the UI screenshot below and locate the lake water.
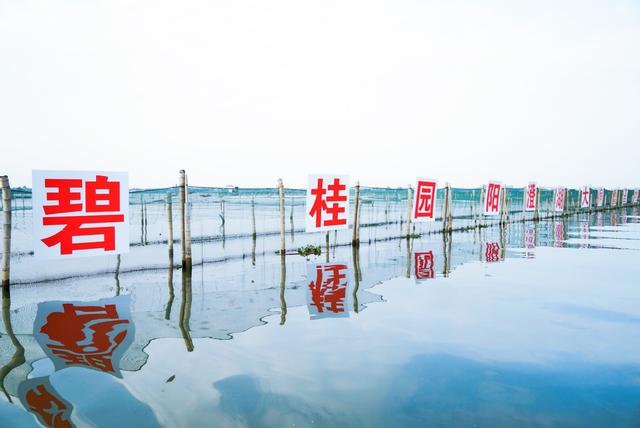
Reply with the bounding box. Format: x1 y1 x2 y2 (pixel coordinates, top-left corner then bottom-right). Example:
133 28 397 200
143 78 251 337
1 207 639 427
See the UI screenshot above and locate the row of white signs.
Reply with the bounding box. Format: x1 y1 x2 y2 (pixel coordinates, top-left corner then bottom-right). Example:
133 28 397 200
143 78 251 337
30 170 639 260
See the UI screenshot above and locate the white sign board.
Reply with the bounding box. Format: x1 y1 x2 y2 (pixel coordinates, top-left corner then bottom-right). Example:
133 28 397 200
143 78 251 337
306 174 350 232
580 186 591 208
413 179 438 222
32 170 129 259
483 181 503 216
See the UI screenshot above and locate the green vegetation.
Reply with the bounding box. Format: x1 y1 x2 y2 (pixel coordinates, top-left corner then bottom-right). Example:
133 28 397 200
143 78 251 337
297 245 321 257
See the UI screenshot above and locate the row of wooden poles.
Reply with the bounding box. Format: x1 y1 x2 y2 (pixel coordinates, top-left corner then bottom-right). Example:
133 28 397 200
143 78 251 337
1 172 637 290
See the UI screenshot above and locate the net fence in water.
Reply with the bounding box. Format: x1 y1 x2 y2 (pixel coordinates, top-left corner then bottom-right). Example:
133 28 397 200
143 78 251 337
1 185 625 283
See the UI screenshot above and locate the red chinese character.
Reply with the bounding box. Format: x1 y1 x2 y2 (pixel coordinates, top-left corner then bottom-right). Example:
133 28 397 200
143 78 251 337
414 181 436 219
309 178 347 228
485 183 501 214
39 303 130 374
24 383 74 428
414 251 435 279
308 264 348 314
485 242 500 262
581 188 590 207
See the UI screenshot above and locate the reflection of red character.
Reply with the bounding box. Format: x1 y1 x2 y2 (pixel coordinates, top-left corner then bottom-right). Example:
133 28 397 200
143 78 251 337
525 228 535 249
24 382 74 428
41 175 124 255
40 303 129 373
308 264 348 313
485 183 501 214
485 242 500 262
414 181 436 219
414 251 435 279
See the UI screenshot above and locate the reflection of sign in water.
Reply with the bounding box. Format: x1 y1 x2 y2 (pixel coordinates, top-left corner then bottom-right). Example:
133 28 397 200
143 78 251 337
18 377 75 428
597 188 605 207
413 180 438 221
524 228 536 249
414 251 435 280
306 175 350 232
554 222 564 247
306 263 350 319
484 242 501 262
579 220 589 239
34 296 134 377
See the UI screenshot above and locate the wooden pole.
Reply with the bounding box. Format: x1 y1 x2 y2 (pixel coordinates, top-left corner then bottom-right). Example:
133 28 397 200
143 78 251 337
278 178 285 254
479 185 486 227
1 176 10 291
352 181 360 246
179 170 192 269
167 193 174 257
251 197 257 239
406 185 412 238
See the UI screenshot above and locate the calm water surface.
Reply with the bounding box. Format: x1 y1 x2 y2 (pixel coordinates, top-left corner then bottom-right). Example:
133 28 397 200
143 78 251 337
1 210 639 427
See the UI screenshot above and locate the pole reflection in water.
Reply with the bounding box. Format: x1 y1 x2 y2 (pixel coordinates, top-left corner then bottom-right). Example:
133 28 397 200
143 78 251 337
114 254 121 297
352 245 361 313
0 289 25 403
443 233 452 278
179 268 194 352
405 237 411 279
279 254 287 325
165 253 175 321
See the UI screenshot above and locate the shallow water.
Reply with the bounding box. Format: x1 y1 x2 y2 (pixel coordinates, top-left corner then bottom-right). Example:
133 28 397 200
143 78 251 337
1 208 639 427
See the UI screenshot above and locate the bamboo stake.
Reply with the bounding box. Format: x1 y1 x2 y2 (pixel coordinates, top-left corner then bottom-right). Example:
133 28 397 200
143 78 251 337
140 195 144 245
179 170 192 269
406 185 412 238
352 181 360 246
251 197 257 239
278 179 285 254
479 185 486 227
167 193 174 257
1 176 11 291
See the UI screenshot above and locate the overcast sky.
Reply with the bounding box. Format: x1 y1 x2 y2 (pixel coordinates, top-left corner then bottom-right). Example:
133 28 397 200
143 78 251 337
1 0 639 189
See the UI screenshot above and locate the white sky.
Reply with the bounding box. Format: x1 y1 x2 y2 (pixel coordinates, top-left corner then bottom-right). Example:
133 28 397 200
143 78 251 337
1 0 639 189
